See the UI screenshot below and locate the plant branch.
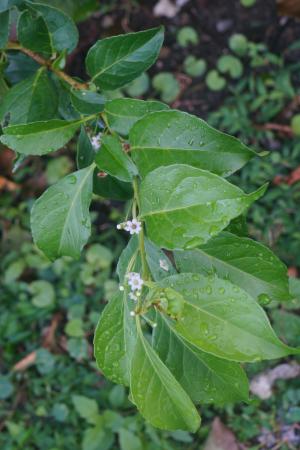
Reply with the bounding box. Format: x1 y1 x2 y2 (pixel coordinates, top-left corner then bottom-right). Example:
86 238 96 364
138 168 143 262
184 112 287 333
132 176 150 281
254 122 293 135
6 41 89 90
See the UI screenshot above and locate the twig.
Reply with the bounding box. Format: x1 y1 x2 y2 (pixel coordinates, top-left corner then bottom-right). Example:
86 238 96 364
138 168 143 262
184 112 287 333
6 41 89 90
254 122 293 136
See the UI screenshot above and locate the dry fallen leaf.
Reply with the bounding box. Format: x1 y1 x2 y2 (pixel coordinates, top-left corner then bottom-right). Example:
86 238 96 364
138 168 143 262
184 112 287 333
250 363 300 399
0 176 19 192
154 0 190 18
204 417 239 450
12 351 36 371
278 0 300 19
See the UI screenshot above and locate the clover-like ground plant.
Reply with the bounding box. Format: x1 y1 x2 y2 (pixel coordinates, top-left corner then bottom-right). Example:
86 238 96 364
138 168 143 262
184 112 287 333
0 1 299 433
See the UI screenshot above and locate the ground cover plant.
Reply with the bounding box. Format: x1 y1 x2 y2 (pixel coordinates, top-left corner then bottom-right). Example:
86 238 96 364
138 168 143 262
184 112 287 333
1 1 300 449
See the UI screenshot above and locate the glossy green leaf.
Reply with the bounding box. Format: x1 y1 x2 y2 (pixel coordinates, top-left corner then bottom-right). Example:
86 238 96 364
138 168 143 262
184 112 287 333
77 126 95 169
86 27 164 90
17 9 52 56
130 110 255 177
130 325 201 431
70 89 105 115
140 164 267 250
95 135 138 182
26 1 79 53
144 238 176 281
105 98 169 136
31 165 94 260
153 312 249 405
0 10 10 49
174 232 291 303
93 172 133 200
0 69 57 125
159 273 297 362
94 292 137 386
0 117 87 155
5 53 40 85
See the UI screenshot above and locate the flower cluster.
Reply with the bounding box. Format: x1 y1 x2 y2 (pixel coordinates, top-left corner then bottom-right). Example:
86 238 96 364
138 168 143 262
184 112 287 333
117 219 142 235
91 133 101 150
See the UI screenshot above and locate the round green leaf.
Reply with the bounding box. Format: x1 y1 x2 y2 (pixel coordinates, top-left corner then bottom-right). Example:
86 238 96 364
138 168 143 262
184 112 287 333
217 55 243 79
206 70 226 91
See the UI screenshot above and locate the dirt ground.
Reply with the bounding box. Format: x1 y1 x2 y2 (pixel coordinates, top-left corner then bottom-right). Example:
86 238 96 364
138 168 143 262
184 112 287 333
68 0 300 117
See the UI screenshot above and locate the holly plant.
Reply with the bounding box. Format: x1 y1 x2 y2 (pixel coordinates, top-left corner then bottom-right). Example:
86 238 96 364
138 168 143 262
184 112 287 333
1 1 299 433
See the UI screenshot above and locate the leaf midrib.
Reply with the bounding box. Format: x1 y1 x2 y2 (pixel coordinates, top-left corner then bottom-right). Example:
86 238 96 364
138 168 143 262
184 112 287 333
138 326 195 428
58 165 94 254
191 247 285 294
159 313 245 397
91 31 159 81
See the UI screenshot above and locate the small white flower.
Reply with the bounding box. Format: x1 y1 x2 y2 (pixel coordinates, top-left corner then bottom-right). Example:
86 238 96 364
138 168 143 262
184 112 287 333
159 259 169 272
116 224 122 230
130 311 136 317
129 292 138 302
128 276 143 291
119 285 124 291
126 272 144 292
152 323 157 328
91 133 101 150
124 219 142 235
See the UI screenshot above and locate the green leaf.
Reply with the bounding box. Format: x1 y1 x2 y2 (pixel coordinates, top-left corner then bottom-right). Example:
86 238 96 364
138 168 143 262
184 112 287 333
229 34 248 56
144 238 176 281
130 325 201 432
30 279 55 307
153 312 249 405
119 429 142 450
72 395 99 424
77 126 95 169
174 232 291 303
183 56 207 78
130 110 255 177
65 318 84 337
93 172 133 200
105 98 169 136
177 26 199 47
17 9 52 56
0 10 10 49
152 72 180 103
124 72 149 97
95 135 138 182
83 425 114 450
70 89 105 115
31 165 94 260
4 53 39 85
0 69 58 125
25 1 79 54
217 55 243 79
86 27 164 90
140 164 267 250
0 117 87 155
159 273 297 362
206 70 226 91
94 292 137 386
